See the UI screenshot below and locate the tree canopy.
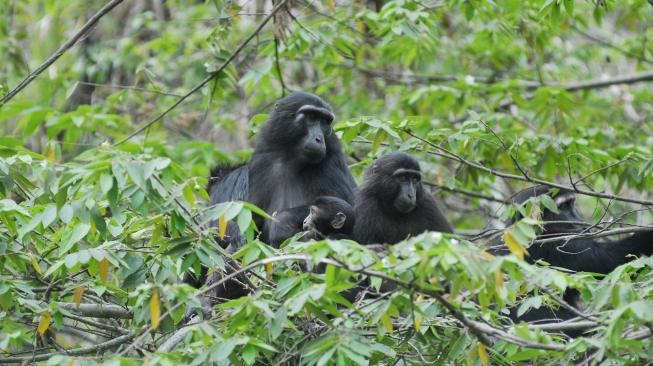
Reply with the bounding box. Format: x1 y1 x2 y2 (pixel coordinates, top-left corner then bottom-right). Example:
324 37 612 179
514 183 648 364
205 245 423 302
1 0 653 365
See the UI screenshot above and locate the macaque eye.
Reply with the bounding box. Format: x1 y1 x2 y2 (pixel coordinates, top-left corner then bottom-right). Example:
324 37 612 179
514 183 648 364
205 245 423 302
322 124 333 136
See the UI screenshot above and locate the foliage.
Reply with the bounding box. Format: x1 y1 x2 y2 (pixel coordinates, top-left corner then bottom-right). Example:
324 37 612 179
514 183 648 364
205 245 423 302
1 0 653 365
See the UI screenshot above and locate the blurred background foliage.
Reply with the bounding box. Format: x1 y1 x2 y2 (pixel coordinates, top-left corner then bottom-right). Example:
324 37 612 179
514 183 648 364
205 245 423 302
1 0 653 364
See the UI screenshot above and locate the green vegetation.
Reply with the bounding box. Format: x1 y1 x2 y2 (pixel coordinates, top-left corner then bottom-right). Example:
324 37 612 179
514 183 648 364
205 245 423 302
1 0 653 364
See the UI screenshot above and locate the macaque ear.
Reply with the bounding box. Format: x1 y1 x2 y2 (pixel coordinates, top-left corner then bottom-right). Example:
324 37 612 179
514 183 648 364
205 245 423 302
331 212 346 229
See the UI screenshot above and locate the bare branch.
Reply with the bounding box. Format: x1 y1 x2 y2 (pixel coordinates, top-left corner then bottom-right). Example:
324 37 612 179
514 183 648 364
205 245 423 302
58 302 132 319
479 120 531 181
0 0 125 107
405 130 653 206
0 332 135 363
114 0 291 146
543 70 653 92
156 315 202 352
570 24 653 66
77 81 183 97
529 320 597 332
532 226 653 245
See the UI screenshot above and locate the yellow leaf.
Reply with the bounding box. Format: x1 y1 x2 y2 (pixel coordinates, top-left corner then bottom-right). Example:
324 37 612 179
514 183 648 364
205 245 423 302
356 20 365 34
67 359 75 366
481 251 496 261
477 342 489 366
219 214 227 240
46 142 55 162
414 314 422 331
228 7 241 21
73 286 84 308
99 258 110 283
38 312 51 336
494 269 504 292
466 347 475 366
327 0 335 11
29 254 42 275
150 288 161 330
381 313 393 335
503 230 527 260
265 263 273 280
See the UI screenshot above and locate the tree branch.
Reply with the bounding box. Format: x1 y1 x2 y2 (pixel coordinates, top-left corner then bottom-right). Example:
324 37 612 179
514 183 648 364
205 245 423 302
0 0 125 107
114 0 291 146
58 302 132 319
333 63 653 93
539 70 653 92
405 130 653 206
0 332 135 363
570 24 653 66
155 253 574 353
532 226 653 245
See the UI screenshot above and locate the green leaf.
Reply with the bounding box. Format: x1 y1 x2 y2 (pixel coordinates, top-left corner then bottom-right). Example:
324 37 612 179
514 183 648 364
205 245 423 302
100 173 113 194
59 223 91 255
59 204 74 223
0 199 29 216
41 204 57 228
18 213 43 240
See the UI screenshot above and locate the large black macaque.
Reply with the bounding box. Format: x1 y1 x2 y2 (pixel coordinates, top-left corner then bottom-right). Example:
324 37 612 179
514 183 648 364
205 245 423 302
208 92 357 245
353 152 453 244
188 93 357 306
264 195 355 248
498 185 653 330
498 185 653 273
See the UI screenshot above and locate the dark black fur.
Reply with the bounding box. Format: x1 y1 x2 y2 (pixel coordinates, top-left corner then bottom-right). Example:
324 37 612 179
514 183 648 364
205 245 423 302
209 92 356 241
264 196 355 248
207 164 248 247
499 185 653 332
353 152 453 245
499 185 653 273
247 93 356 221
190 93 357 307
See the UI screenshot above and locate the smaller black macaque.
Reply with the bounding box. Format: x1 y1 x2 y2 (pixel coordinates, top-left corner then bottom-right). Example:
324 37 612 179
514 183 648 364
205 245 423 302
265 196 355 247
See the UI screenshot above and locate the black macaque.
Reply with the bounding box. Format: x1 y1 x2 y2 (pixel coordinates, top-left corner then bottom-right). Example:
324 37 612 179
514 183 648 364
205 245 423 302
208 92 356 246
498 185 653 333
264 195 355 248
498 185 653 274
353 152 453 245
187 93 357 308
347 152 453 303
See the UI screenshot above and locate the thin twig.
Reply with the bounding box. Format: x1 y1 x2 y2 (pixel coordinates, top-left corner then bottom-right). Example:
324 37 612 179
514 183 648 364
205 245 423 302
58 302 132 319
423 181 510 204
77 81 183 97
570 24 653 66
532 226 653 245
274 37 287 97
0 0 125 107
114 0 290 146
0 332 135 363
576 157 631 185
479 120 531 181
405 130 653 206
